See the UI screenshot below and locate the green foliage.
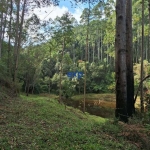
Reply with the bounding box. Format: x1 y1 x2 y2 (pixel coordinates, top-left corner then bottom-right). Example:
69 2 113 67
0 58 20 97
0 59 7 78
88 62 115 93
134 60 150 91
51 73 78 97
62 77 77 98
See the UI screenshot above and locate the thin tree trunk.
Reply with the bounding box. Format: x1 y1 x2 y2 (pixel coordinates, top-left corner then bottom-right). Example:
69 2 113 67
32 83 35 94
26 82 30 96
13 0 20 82
2 0 9 48
140 0 144 113
106 44 109 64
134 34 138 63
49 47 52 95
7 0 13 75
100 28 103 62
83 0 90 113
59 37 65 103
92 42 95 62
0 12 4 58
148 0 150 62
134 75 150 104
97 30 100 61
26 47 30 96
137 30 140 63
88 42 90 62
115 0 128 122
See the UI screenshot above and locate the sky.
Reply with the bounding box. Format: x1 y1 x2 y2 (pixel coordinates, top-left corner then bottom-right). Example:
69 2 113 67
33 1 86 23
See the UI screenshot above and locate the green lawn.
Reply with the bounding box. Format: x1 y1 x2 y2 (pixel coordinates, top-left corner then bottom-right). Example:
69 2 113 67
0 95 138 150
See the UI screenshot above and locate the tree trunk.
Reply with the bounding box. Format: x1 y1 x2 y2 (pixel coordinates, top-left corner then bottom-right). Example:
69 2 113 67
126 0 135 116
32 83 35 94
13 0 26 82
148 0 150 62
140 0 145 113
59 37 65 103
1 1 8 51
106 44 109 64
92 42 95 62
134 75 150 104
115 0 128 122
100 28 103 62
0 12 3 58
7 0 13 76
83 0 90 113
13 0 20 82
97 30 100 61
88 41 90 62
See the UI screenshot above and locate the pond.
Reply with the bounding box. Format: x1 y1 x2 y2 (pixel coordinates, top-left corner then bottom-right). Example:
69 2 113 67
64 98 116 118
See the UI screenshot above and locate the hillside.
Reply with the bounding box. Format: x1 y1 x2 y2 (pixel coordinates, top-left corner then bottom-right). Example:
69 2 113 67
0 94 141 150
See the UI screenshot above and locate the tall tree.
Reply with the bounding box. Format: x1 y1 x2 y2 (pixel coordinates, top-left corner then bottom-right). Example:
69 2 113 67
13 0 26 82
126 0 134 116
52 12 75 103
115 0 128 122
7 0 13 75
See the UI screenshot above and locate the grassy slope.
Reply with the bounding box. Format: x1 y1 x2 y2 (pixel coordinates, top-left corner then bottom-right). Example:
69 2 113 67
0 95 137 150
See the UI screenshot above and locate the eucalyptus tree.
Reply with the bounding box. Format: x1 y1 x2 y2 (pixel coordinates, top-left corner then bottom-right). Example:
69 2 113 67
80 0 92 113
115 0 135 122
0 0 60 81
115 0 128 122
126 0 135 116
7 0 13 75
91 1 104 62
52 12 75 103
13 0 27 83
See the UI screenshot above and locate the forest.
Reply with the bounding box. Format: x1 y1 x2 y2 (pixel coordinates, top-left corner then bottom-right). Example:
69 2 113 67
0 0 150 149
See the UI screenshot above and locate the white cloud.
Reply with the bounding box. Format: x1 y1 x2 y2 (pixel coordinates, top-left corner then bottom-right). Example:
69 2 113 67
24 5 83 44
72 8 82 23
32 5 82 23
33 6 68 21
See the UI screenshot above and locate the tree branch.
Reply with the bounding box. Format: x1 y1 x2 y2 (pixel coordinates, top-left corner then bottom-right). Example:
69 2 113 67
134 75 150 104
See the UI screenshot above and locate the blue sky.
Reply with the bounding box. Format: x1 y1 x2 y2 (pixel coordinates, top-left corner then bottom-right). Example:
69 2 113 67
59 0 88 13
59 1 76 13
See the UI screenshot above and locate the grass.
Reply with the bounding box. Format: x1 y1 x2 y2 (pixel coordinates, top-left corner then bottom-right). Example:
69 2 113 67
0 94 138 150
